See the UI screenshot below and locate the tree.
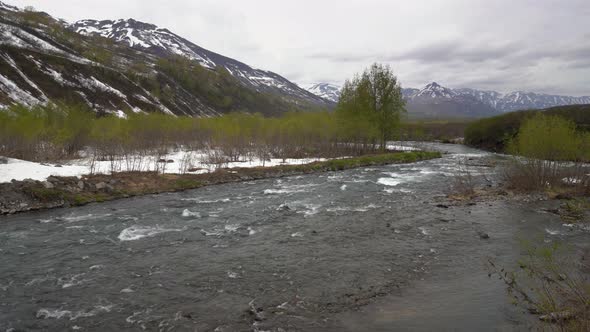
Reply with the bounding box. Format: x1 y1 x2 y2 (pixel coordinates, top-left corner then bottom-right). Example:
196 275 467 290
336 63 406 150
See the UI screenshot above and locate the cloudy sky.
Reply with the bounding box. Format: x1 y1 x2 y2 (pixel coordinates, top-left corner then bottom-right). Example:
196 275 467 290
7 0 590 95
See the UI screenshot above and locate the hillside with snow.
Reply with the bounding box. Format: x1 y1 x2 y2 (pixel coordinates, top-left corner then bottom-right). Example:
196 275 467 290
301 83 341 103
0 3 330 116
70 19 329 107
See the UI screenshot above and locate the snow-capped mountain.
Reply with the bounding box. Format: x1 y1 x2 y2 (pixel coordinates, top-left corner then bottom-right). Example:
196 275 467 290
0 4 330 116
301 83 341 103
453 88 503 109
406 82 499 118
70 19 330 106
413 82 455 99
305 81 589 117
494 91 590 112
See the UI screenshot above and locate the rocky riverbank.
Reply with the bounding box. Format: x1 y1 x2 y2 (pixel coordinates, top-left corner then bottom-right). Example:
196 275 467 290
0 151 441 215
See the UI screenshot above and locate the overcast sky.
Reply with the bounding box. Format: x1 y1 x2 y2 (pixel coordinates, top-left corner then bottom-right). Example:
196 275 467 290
7 0 590 95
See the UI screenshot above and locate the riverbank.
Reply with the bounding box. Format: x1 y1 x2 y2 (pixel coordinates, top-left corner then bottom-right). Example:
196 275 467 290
0 150 441 215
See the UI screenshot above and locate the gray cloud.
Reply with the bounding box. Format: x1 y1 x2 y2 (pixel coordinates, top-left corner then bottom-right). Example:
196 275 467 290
6 0 590 96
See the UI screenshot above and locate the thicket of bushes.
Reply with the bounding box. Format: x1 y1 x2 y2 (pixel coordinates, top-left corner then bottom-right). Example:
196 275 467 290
503 114 590 193
465 105 590 152
0 102 403 170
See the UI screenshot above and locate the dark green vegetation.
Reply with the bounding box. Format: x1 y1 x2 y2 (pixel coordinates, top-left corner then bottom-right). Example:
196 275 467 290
401 119 471 142
464 104 590 152
0 151 441 214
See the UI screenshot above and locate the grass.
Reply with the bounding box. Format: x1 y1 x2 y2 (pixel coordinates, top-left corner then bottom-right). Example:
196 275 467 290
287 151 441 172
172 178 204 190
28 187 66 202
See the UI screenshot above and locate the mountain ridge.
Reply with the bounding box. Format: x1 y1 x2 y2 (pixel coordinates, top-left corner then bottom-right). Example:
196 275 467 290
0 4 333 116
70 18 330 107
303 81 590 117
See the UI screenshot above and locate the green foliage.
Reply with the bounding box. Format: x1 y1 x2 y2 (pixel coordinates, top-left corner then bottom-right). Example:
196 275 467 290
502 113 590 192
336 63 406 150
401 120 471 141
27 187 66 202
465 105 590 152
508 114 585 161
1 103 382 162
0 103 94 160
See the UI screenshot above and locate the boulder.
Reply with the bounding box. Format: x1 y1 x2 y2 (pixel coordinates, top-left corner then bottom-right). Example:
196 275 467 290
0 157 7 164
47 176 60 183
95 182 107 190
77 181 85 190
42 181 54 189
477 231 490 240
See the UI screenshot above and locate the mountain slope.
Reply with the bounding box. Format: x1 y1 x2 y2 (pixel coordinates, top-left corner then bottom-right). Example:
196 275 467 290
0 4 330 116
70 19 331 107
406 82 499 118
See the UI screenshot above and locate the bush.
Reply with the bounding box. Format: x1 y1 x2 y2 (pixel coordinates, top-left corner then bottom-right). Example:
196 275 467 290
465 105 590 152
1 102 417 172
504 114 590 192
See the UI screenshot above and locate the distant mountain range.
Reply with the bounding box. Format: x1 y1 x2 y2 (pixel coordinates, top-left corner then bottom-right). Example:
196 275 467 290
302 82 590 118
1 1 588 119
0 3 330 116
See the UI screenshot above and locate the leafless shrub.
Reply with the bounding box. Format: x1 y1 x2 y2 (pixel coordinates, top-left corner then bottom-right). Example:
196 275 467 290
201 148 228 170
505 158 590 194
448 160 477 199
179 151 196 174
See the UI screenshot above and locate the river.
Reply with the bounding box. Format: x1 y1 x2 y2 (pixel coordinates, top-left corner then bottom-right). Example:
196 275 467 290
1 143 588 331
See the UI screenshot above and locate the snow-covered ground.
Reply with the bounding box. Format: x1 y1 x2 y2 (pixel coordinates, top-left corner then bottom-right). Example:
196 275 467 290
0 144 420 183
0 150 325 183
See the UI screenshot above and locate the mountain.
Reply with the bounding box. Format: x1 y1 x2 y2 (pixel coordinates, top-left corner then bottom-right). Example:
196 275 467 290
301 83 341 103
305 81 590 118
70 19 330 107
494 92 590 112
405 82 499 118
0 3 331 117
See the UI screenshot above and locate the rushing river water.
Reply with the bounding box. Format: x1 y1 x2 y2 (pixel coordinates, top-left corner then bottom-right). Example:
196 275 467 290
1 143 589 331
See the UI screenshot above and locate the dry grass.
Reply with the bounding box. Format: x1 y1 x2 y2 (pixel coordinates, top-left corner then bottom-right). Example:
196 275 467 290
489 243 590 331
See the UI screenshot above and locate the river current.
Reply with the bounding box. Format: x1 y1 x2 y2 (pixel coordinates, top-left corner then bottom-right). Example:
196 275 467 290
1 143 588 331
